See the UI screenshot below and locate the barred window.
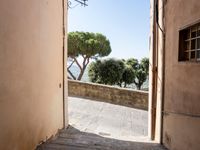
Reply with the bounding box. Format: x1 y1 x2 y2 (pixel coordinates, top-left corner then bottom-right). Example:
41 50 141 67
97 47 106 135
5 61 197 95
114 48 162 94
179 23 200 62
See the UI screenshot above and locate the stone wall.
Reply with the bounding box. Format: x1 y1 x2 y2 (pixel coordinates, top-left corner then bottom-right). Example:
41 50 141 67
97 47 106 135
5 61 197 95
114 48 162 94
68 80 148 110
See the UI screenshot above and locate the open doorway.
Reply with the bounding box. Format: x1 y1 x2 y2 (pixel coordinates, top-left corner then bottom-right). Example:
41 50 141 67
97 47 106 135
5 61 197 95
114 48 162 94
36 1 165 149
65 0 162 148
66 0 152 141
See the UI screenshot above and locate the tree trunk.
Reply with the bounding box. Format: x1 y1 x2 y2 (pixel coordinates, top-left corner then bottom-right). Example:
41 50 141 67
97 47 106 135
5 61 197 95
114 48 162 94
67 56 90 81
124 82 127 88
77 67 86 80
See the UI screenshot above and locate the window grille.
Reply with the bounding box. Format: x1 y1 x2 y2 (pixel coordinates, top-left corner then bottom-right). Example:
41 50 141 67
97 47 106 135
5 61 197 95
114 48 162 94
179 23 200 62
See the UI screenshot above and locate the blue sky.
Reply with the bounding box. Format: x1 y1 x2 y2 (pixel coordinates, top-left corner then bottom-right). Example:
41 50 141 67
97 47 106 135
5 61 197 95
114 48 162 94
68 0 150 60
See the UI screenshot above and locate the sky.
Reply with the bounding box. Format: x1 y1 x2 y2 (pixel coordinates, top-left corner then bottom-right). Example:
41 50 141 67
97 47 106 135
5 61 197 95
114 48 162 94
68 0 150 60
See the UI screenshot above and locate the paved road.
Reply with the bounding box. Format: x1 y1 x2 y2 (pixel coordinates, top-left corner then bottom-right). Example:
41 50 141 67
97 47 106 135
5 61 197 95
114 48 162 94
37 97 167 150
68 97 148 141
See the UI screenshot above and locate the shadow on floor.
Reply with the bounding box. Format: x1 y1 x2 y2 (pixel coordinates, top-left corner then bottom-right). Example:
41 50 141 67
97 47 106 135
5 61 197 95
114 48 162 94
37 125 167 150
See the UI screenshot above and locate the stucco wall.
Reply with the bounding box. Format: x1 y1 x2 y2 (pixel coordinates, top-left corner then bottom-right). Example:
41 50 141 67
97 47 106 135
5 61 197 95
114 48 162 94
162 0 200 149
0 0 67 149
68 80 148 110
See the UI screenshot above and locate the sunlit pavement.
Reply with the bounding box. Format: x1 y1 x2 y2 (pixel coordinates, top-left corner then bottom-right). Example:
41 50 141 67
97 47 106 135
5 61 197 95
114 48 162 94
37 97 167 150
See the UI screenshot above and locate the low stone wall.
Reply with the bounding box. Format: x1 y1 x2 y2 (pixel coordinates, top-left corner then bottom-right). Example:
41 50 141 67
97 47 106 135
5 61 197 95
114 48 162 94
68 80 148 110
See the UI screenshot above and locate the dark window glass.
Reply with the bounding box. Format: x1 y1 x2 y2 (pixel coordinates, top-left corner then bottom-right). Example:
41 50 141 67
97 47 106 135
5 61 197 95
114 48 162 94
197 38 200 49
184 52 189 60
191 39 196 50
197 30 200 36
191 51 196 59
197 51 200 59
183 29 190 40
191 27 197 38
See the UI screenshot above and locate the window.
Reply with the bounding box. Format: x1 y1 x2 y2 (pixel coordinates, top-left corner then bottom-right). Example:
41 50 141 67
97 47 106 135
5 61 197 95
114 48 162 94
179 23 200 62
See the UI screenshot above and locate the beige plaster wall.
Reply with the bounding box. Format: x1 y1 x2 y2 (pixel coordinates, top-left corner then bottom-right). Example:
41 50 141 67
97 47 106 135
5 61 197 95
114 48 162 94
162 0 200 149
0 0 67 149
68 80 148 110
